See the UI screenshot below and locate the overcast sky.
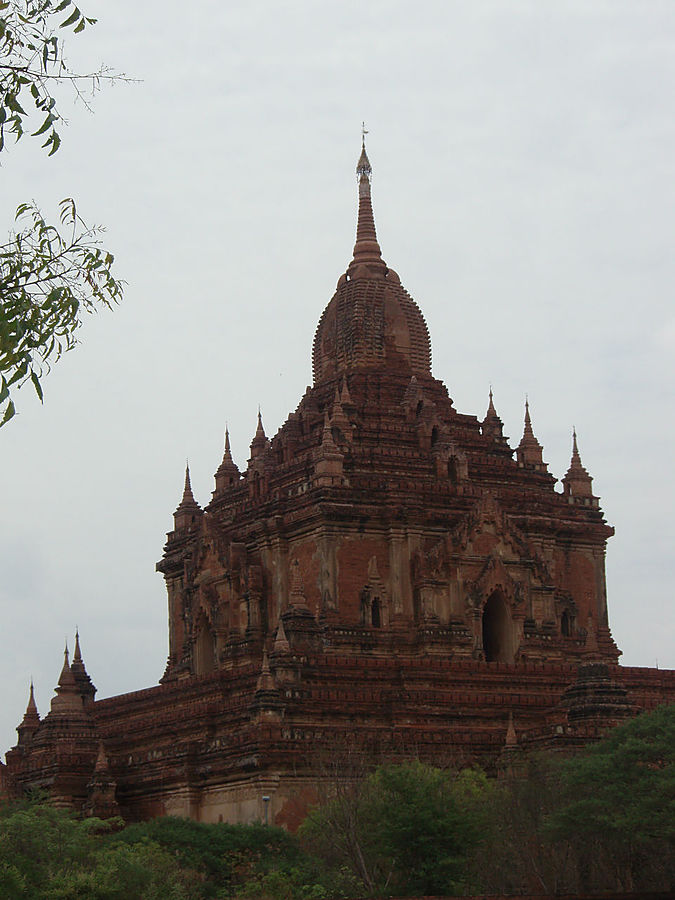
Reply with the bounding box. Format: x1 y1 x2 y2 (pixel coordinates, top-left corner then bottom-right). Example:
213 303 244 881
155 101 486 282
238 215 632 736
2 0 673 756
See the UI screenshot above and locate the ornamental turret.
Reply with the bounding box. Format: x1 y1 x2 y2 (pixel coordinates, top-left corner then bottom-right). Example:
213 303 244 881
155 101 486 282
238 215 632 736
48 645 87 718
214 427 241 494
562 429 597 506
249 410 268 460
173 464 202 531
516 399 547 471
16 681 40 746
70 630 96 707
482 387 510 448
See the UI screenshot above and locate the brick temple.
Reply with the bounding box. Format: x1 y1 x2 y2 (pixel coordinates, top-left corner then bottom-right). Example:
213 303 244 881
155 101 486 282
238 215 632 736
2 142 673 825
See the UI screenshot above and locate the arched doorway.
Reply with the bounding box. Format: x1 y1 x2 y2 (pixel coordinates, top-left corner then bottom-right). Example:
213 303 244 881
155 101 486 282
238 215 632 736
482 591 514 662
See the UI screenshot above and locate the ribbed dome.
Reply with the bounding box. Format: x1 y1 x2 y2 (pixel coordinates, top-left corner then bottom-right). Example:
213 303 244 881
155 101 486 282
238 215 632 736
312 143 431 385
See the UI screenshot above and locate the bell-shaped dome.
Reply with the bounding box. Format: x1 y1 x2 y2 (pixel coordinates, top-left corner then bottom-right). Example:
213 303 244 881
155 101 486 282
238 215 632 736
312 142 431 385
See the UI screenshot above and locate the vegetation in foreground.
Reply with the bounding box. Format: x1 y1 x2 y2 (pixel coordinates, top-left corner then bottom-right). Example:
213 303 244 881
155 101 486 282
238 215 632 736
1 704 672 898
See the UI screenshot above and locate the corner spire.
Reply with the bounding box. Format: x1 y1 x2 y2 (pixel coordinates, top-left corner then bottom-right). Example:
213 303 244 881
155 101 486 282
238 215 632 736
49 643 86 717
182 464 195 503
17 679 40 745
27 680 38 716
73 628 82 662
482 386 509 447
350 130 384 275
214 424 241 494
250 409 268 458
516 397 547 471
70 630 97 706
563 427 594 501
173 461 202 530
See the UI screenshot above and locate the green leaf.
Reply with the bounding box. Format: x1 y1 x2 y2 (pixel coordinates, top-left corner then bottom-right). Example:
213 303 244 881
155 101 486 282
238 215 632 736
55 0 72 10
60 7 80 28
32 114 54 137
30 372 44 402
46 131 61 155
7 94 26 115
1 400 16 426
73 18 85 33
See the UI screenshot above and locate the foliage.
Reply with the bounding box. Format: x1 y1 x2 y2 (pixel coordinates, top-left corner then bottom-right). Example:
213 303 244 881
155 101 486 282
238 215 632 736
469 705 675 896
0 0 124 425
0 0 117 155
300 761 490 897
0 798 199 898
551 702 675 845
0 198 123 424
547 703 675 892
118 816 303 898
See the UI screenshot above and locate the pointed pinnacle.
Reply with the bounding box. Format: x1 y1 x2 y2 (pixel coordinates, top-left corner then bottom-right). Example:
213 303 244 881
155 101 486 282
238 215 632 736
486 386 497 417
26 680 38 716
356 137 371 177
274 617 290 652
351 136 383 270
255 408 265 438
74 629 82 662
224 425 231 455
505 711 518 748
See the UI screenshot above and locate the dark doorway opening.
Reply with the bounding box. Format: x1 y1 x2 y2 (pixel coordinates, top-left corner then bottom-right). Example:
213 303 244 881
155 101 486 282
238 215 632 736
482 592 513 662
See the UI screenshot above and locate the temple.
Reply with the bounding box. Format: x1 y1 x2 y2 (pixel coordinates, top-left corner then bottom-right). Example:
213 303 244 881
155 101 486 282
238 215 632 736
2 141 673 826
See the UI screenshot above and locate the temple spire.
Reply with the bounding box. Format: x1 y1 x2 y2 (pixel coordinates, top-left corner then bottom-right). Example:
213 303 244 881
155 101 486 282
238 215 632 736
73 628 82 662
250 409 268 458
482 386 509 447
17 679 40 745
516 397 547 471
70 629 97 706
563 427 594 500
350 131 384 274
49 643 86 717
173 462 202 530
26 680 38 717
571 427 581 466
487 386 496 417
214 424 241 493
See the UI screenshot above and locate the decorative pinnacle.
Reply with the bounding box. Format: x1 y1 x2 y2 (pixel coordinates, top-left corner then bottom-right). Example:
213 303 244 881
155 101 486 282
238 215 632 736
74 628 82 662
180 463 197 505
175 461 201 516
486 385 497 417
566 427 590 481
351 132 383 271
224 425 231 456
356 125 371 178
26 680 38 715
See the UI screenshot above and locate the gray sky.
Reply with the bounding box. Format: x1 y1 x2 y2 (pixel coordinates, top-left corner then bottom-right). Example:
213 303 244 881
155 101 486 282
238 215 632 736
2 0 674 756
